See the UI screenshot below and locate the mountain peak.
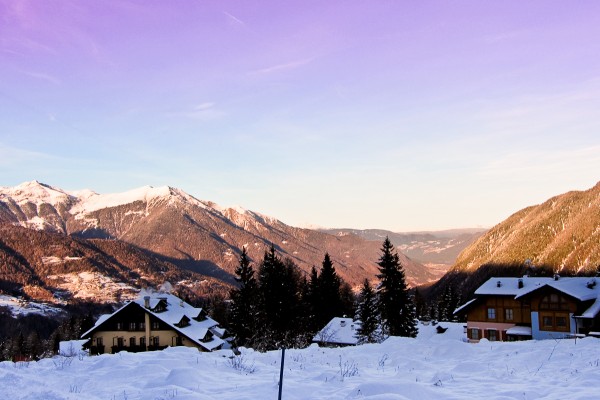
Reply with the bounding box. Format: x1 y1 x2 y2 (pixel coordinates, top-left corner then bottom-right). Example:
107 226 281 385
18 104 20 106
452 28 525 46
1 180 74 206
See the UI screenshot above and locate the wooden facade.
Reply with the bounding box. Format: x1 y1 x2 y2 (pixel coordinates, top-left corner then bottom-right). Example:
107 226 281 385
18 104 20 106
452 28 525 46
456 276 600 342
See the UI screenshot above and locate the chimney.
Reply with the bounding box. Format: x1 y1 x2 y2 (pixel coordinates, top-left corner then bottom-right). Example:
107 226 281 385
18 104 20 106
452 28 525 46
340 320 347 327
144 296 150 308
496 280 502 287
553 274 560 281
518 278 524 289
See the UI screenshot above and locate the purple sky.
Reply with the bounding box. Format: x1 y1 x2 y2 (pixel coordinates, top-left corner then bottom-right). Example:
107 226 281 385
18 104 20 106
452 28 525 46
1 1 599 231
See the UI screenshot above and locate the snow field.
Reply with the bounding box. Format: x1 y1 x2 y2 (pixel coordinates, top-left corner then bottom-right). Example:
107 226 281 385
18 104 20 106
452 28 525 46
1 323 600 399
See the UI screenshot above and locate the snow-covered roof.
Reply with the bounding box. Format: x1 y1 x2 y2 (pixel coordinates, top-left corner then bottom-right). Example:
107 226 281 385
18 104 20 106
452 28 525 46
313 317 360 346
506 326 532 336
474 276 600 301
82 292 225 352
453 298 478 315
456 276 600 316
576 295 600 319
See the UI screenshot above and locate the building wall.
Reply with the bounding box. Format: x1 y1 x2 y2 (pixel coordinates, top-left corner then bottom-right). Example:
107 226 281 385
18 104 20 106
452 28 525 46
526 287 577 338
466 295 531 343
530 312 575 340
466 321 517 343
91 329 198 353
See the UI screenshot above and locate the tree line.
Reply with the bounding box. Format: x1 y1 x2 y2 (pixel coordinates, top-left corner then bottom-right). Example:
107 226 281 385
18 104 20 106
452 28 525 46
228 237 418 350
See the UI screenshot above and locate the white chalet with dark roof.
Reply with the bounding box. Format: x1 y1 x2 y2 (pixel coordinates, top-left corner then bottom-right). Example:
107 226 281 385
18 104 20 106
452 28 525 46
82 292 228 354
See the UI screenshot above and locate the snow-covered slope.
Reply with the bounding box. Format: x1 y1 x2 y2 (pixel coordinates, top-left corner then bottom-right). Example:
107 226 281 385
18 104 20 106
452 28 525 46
2 322 600 399
0 181 435 288
0 295 63 317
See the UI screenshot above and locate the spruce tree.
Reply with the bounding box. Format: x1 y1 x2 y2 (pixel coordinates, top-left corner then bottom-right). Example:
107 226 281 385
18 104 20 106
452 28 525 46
315 253 343 327
355 279 381 343
376 237 418 337
229 247 259 346
257 245 300 347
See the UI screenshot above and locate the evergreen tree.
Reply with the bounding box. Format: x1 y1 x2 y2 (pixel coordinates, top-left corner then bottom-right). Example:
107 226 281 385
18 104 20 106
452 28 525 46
413 287 427 320
256 246 300 347
376 237 418 337
355 279 381 344
339 281 357 318
315 253 343 327
229 247 259 346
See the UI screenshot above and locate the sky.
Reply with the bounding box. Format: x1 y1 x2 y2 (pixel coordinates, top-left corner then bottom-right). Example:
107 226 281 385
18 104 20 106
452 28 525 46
1 0 599 232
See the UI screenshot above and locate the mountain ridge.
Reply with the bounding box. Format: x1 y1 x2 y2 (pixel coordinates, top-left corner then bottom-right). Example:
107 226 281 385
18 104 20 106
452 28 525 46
0 181 439 293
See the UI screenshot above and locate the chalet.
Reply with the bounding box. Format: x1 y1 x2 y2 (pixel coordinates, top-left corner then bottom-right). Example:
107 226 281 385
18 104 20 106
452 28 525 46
313 317 361 347
81 292 229 354
454 276 600 342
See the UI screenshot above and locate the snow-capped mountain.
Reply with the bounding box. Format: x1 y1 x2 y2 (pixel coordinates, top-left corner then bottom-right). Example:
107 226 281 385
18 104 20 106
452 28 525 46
0 181 437 291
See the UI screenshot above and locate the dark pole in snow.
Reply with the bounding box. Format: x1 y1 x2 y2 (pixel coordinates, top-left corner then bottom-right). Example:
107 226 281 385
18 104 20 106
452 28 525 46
278 348 285 400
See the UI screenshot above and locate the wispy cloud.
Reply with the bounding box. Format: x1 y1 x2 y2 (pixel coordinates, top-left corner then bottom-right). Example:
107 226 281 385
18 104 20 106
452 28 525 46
250 58 314 75
223 11 245 26
21 70 60 85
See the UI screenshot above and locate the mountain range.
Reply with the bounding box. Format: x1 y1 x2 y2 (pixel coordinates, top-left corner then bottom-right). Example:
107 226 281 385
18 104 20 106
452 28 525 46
0 181 445 304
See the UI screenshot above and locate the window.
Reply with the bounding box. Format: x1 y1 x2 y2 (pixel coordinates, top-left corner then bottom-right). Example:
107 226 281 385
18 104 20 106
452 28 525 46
140 337 146 348
152 336 159 346
152 321 160 330
116 322 123 330
470 328 479 340
139 322 145 330
487 308 496 320
556 316 567 327
487 329 497 341
175 337 183 346
129 322 136 331
129 337 136 347
505 309 514 321
540 294 569 310
117 337 124 347
542 316 553 327
96 337 103 346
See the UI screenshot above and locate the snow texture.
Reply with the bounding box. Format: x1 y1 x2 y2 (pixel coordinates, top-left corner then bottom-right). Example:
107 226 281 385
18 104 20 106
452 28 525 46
313 317 360 345
0 295 63 317
3 322 600 399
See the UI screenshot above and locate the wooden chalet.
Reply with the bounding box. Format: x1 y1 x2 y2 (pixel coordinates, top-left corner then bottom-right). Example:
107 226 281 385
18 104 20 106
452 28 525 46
454 275 600 342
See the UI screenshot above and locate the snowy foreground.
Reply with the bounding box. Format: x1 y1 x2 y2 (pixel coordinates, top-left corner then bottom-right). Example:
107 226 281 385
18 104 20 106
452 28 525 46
2 323 600 399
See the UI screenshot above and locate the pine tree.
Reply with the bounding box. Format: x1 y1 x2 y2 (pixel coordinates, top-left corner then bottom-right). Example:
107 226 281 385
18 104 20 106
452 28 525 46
413 287 426 320
355 279 381 344
229 247 259 346
315 253 343 327
256 246 300 347
376 237 418 337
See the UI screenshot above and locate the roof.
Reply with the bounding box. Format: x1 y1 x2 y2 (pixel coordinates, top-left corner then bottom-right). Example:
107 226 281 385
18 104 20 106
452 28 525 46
453 298 478 315
576 295 600 319
82 292 225 351
456 276 600 316
506 326 532 336
312 317 360 345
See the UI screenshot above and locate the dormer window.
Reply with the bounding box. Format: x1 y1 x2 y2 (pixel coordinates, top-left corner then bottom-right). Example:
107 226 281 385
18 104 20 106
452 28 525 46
194 310 208 321
202 331 214 343
175 316 191 328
